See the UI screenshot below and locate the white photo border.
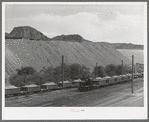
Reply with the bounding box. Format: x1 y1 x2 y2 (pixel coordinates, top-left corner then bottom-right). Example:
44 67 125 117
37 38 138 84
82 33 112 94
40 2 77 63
2 2 148 120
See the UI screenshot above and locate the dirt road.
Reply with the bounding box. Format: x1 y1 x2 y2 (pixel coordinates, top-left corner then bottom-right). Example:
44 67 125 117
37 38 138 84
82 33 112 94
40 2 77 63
5 78 143 107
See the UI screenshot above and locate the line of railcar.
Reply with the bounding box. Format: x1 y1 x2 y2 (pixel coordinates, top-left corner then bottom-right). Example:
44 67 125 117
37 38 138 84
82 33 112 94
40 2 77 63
5 73 141 97
78 74 133 92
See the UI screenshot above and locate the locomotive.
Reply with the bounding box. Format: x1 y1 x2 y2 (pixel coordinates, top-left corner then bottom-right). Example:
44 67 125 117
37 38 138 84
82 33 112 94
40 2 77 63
78 78 94 92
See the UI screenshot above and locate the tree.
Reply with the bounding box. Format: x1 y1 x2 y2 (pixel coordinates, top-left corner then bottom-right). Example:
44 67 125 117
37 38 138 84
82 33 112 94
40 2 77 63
9 74 25 87
16 66 36 76
79 65 90 80
115 65 132 75
69 63 82 80
25 73 43 85
53 63 71 83
16 66 36 84
92 65 106 77
39 66 57 83
105 64 117 76
9 66 38 86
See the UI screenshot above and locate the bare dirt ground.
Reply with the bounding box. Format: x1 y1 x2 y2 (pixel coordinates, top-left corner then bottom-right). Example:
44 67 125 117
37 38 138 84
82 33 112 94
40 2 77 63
5 78 143 107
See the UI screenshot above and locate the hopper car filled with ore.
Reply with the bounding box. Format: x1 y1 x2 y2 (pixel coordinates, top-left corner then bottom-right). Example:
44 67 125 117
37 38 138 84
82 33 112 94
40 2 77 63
5 73 137 96
21 84 41 94
5 85 21 97
41 82 58 92
58 81 72 89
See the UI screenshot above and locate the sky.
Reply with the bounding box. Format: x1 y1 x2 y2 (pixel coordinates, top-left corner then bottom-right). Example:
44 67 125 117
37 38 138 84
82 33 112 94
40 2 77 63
4 3 146 44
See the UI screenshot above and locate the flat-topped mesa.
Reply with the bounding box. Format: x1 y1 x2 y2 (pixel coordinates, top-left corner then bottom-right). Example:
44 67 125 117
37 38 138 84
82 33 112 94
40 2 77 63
5 26 51 41
52 34 86 42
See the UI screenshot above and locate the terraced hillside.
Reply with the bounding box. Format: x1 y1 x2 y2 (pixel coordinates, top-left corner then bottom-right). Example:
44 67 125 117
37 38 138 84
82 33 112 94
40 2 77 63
5 39 130 76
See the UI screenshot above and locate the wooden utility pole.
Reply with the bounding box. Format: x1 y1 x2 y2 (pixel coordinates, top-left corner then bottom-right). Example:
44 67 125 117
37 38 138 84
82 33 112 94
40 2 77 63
96 63 98 77
122 60 123 75
62 55 64 89
131 55 134 94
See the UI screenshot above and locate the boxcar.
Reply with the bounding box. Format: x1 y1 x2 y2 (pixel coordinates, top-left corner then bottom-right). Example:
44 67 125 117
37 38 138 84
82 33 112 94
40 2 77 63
41 82 58 91
72 79 81 87
58 81 72 89
5 85 21 96
21 84 40 93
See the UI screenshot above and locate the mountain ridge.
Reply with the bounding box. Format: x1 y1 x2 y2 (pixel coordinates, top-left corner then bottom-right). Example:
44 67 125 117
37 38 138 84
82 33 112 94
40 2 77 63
5 26 143 49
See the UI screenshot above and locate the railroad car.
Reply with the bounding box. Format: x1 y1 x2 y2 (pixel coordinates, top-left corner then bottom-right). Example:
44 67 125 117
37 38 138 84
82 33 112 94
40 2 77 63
112 75 118 84
72 79 82 87
21 84 40 94
109 76 115 84
41 82 58 91
5 85 21 96
126 74 132 80
122 75 129 82
58 81 72 89
102 76 111 85
92 77 102 87
117 75 123 83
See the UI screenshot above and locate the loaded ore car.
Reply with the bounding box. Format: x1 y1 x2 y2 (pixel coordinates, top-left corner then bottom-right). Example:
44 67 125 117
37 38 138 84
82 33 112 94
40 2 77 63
117 75 123 83
109 76 115 84
72 79 81 87
92 77 103 88
5 85 21 96
112 75 118 84
122 75 129 82
41 82 58 91
58 81 72 89
102 76 111 85
126 74 132 81
21 84 40 94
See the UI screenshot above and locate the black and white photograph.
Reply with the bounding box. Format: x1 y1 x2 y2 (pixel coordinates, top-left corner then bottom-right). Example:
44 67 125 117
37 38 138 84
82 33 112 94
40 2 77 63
2 2 147 120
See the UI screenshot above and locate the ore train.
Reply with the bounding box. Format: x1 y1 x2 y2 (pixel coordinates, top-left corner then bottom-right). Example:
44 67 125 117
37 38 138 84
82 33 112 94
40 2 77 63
5 73 141 97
